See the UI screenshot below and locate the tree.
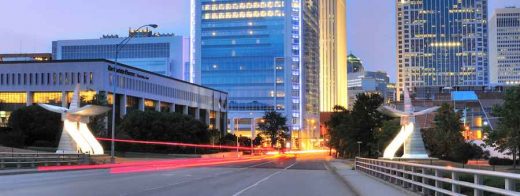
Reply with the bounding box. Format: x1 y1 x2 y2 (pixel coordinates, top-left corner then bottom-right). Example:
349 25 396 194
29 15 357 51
219 133 238 146
253 134 264 146
422 103 481 163
374 119 401 157
326 106 351 157
117 110 209 153
208 128 221 145
7 105 61 147
350 93 387 156
484 86 520 168
326 93 386 158
258 110 289 148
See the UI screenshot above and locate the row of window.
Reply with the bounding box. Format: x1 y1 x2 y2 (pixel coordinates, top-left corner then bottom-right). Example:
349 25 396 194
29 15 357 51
110 74 214 105
0 72 93 86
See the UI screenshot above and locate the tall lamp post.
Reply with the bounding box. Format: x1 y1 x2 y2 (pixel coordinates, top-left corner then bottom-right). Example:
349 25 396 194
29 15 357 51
110 24 158 163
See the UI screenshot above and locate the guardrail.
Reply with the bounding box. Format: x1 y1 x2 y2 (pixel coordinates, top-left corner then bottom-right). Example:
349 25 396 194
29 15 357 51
0 153 89 169
355 157 520 196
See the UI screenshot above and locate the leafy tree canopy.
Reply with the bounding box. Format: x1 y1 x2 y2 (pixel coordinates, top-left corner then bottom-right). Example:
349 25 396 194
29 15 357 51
258 110 289 148
484 86 520 167
116 110 209 153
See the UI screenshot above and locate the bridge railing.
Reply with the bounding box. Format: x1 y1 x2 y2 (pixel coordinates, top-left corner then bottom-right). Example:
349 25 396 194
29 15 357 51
0 152 89 169
355 157 520 196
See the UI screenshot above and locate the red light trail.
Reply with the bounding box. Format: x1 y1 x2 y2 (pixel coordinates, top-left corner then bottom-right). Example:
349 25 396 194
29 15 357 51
38 156 281 174
96 137 272 151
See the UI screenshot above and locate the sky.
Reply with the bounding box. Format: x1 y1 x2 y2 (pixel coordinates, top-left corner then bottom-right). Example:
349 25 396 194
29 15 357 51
1 0 520 82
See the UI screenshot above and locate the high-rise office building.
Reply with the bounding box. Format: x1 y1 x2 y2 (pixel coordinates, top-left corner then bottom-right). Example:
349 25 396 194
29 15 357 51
319 0 347 112
191 0 320 148
347 53 364 74
396 0 489 100
489 7 520 85
53 29 192 82
348 70 392 108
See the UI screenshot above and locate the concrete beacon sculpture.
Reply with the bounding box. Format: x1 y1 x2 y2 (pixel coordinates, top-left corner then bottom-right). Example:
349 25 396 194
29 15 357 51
39 85 110 155
377 88 439 159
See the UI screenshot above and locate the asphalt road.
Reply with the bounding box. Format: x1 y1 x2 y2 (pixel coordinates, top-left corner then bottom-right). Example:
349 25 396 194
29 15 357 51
0 154 355 196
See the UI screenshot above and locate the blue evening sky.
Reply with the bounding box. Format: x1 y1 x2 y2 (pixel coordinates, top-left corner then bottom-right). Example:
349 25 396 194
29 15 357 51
1 0 519 81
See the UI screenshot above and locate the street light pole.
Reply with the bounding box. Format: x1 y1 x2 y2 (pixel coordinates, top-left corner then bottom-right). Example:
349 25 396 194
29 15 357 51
110 24 158 163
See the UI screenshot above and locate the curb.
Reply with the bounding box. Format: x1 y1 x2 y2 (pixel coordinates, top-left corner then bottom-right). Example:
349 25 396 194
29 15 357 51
0 168 101 176
0 169 42 176
324 161 361 196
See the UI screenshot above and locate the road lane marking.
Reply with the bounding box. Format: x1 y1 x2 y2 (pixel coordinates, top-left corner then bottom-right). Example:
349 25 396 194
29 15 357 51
121 159 276 196
232 160 297 196
284 162 297 170
231 171 282 196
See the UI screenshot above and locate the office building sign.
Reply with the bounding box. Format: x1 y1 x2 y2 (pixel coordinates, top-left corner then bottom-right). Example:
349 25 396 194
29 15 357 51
108 65 149 80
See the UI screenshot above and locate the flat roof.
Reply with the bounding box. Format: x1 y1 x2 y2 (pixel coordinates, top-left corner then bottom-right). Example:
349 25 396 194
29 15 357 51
451 91 479 101
0 53 52 58
0 59 227 94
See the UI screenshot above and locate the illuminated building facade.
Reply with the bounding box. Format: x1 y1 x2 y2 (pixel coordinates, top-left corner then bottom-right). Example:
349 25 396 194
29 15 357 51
319 0 348 112
396 0 489 100
192 0 320 149
0 60 228 132
52 29 193 82
489 7 520 85
0 53 51 62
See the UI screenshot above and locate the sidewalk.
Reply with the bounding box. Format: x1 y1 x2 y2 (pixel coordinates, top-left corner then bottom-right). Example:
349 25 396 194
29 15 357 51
327 159 417 196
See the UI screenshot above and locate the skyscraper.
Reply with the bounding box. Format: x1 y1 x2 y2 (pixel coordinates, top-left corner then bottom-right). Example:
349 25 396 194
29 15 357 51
53 29 192 82
489 7 520 85
191 0 320 148
319 0 348 112
396 0 489 100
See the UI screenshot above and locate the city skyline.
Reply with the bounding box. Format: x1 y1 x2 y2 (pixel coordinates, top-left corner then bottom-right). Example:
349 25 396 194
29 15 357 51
0 0 519 82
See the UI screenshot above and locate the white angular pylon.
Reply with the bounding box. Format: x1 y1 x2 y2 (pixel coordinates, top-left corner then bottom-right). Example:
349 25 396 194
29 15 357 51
378 88 439 159
39 85 110 155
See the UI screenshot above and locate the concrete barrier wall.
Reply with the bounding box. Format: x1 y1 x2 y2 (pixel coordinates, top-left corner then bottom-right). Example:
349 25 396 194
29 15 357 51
201 152 243 158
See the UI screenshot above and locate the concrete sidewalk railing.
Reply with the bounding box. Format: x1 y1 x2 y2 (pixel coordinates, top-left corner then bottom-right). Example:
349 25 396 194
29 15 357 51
355 157 520 196
0 153 89 169
201 152 243 158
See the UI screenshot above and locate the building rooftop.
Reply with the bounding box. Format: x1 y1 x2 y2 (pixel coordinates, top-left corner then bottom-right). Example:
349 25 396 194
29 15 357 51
0 59 226 94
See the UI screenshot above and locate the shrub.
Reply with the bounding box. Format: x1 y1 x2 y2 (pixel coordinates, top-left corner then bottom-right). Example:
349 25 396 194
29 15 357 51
489 157 518 165
116 110 210 154
0 128 25 148
7 105 61 147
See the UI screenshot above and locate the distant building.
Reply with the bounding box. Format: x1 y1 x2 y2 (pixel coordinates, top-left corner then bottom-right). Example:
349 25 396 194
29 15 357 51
52 28 192 82
0 60 227 131
489 7 520 85
319 0 348 112
347 53 363 74
402 86 506 141
396 0 489 100
348 70 391 108
0 53 51 62
391 86 508 157
192 0 321 149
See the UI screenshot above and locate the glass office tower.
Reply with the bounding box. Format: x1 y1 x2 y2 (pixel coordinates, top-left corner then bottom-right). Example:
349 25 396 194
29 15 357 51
396 0 489 100
192 0 320 149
